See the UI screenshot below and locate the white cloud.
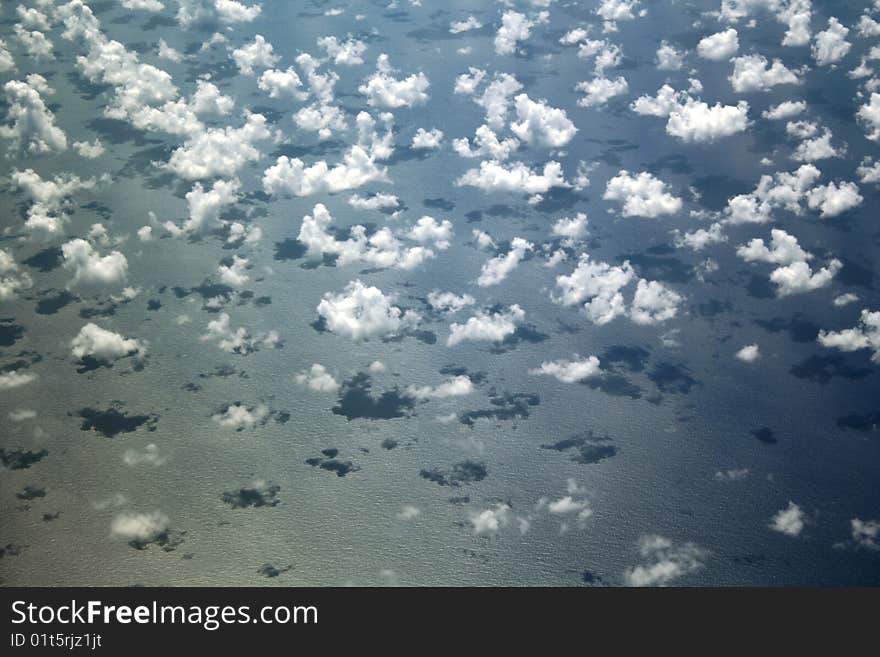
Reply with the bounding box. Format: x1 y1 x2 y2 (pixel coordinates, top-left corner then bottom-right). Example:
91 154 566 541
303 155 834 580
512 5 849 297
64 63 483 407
348 193 400 211
604 170 682 217
427 291 475 314
770 501 805 536
851 519 880 550
13 25 53 61
0 370 37 390
596 0 642 32
791 129 843 163
735 344 760 363
858 93 880 142
456 159 568 195
258 67 306 99
624 535 707 586
554 254 635 324
1 75 66 155
447 305 525 346
166 113 270 180
217 255 249 287
510 94 577 148
317 279 419 341
397 505 421 520
359 54 429 108
200 313 280 354
61 239 128 289
857 157 880 185
630 279 682 325
529 355 602 382
469 504 510 535
212 403 270 430
575 76 628 107
0 249 33 301
8 408 36 422
450 16 482 34
656 41 684 70
0 39 14 73
833 293 859 307
157 38 183 62
665 99 750 143
297 204 442 270
294 104 347 140
494 10 548 56
723 164 821 224
818 309 880 363
122 444 166 467
737 228 811 265
295 364 340 392
407 375 474 400
805 181 862 217
673 221 727 251
762 100 806 120
183 179 240 234
317 35 367 66
122 0 165 11
477 237 532 286
452 124 519 161
72 139 105 159
552 213 589 244
729 54 800 92
411 127 443 149
71 323 144 362
812 17 850 66
111 511 169 541
231 34 278 75
697 28 739 60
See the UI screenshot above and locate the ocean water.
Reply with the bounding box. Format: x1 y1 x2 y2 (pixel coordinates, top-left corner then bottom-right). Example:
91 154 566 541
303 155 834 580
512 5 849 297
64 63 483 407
1 0 879 586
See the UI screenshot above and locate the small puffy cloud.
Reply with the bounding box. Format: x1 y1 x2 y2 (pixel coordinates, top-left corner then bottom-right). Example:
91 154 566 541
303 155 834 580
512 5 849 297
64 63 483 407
1 75 67 155
529 355 602 383
200 313 280 354
656 41 684 70
624 535 708 587
818 309 880 363
166 113 270 180
447 305 525 346
604 170 682 217
294 104 347 140
851 519 880 551
258 67 305 99
805 181 862 217
477 237 532 286
0 249 33 301
298 204 443 270
452 124 519 161
857 157 880 185
348 192 400 211
71 323 145 362
212 403 270 430
123 444 166 467
554 254 635 324
510 94 577 148
630 279 682 325
411 127 443 149
791 129 843 163
359 54 429 108
729 54 800 92
735 344 760 363
469 503 510 535
762 100 807 120
858 93 880 142
494 10 548 56
770 501 805 537
576 76 628 107
770 259 841 296
665 99 750 143
697 28 739 60
0 370 37 390
61 239 128 289
0 39 14 73
450 16 482 34
317 35 367 66
673 221 727 251
552 212 589 245
427 291 475 314
111 511 169 542
833 293 859 308
295 364 340 392
397 505 421 520
737 228 811 265
812 17 850 67
407 375 474 400
72 139 105 159
317 279 419 341
217 255 249 287
596 0 642 32
231 35 278 75
183 179 240 234
456 159 568 195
